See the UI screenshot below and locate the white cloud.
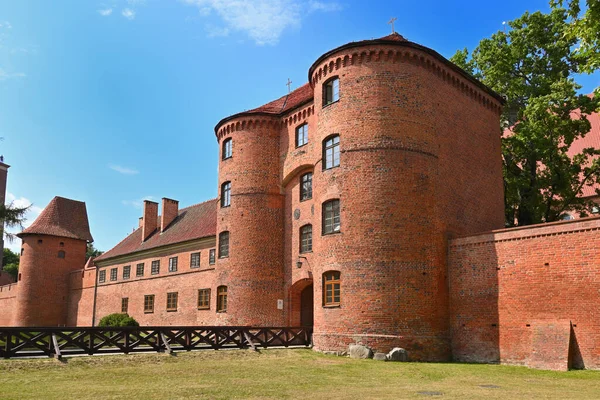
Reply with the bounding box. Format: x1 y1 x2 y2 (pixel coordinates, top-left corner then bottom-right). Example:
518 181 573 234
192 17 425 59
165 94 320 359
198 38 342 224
183 0 342 45
4 193 43 253
0 21 12 30
98 8 113 16
205 24 229 38
127 0 147 5
122 8 136 20
308 1 342 12
109 164 139 175
0 68 26 81
122 196 156 209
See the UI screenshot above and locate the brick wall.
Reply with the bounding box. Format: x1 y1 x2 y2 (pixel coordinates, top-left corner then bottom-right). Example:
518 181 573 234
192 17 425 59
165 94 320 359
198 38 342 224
449 217 600 370
0 283 17 326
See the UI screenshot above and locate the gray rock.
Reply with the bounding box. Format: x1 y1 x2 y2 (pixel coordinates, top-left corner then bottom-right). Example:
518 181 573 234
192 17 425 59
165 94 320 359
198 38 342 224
373 352 387 361
387 347 408 362
348 344 374 359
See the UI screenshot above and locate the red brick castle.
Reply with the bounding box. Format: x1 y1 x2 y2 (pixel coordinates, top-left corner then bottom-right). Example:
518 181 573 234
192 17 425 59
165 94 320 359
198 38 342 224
1 33 599 371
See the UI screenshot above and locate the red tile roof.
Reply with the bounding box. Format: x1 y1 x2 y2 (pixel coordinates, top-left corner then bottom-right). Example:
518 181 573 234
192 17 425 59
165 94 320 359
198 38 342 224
379 32 408 42
95 199 217 262
246 83 313 115
18 196 93 242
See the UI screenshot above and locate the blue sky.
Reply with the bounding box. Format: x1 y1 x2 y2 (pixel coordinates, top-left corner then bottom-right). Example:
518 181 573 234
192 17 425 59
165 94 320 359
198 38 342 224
1 0 598 253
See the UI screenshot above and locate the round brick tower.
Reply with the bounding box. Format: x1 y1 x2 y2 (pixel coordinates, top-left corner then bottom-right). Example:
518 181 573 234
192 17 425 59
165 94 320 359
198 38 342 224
307 33 504 361
14 197 92 327
214 116 286 325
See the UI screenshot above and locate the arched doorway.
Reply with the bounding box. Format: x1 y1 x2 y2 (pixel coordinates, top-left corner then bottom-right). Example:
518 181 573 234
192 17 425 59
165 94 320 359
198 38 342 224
300 284 314 327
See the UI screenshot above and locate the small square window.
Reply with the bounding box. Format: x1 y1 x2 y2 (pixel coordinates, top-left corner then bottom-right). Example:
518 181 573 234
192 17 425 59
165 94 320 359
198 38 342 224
144 295 155 313
169 257 178 272
99 270 106 283
166 292 178 312
151 260 160 275
190 252 200 268
136 263 144 277
296 124 308 147
198 289 211 310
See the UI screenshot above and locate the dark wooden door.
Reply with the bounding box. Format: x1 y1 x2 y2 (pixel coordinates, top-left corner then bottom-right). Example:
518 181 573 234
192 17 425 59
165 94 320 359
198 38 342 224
300 284 314 327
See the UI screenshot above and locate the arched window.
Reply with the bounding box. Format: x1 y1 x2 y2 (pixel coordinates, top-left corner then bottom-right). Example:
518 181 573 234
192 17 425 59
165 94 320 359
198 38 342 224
217 285 228 312
296 123 308 147
323 135 340 170
300 172 313 201
322 199 341 235
222 138 232 160
221 181 231 207
323 271 340 306
219 231 230 258
323 77 339 106
58 250 66 259
300 224 312 253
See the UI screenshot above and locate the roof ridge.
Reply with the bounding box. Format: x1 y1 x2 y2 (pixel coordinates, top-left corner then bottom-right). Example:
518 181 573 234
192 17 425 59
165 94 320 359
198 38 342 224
178 197 218 212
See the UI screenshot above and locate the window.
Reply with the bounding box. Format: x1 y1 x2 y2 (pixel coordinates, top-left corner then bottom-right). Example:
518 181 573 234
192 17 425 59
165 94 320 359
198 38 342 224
323 271 340 306
190 252 200 268
296 123 308 147
300 172 313 201
169 257 178 272
323 135 340 170
144 295 155 313
136 263 144 277
300 225 313 253
166 292 178 312
323 199 341 234
110 268 118 281
323 77 339 106
223 138 232 160
209 249 216 265
217 286 228 312
37 239 43 244
198 289 211 310
221 181 231 207
121 298 129 313
58 250 66 259
99 270 106 283
123 265 131 280
219 231 230 258
151 260 160 275
59 242 64 247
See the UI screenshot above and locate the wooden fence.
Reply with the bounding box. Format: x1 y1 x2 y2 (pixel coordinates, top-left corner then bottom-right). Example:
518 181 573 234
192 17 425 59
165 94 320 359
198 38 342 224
0 326 312 359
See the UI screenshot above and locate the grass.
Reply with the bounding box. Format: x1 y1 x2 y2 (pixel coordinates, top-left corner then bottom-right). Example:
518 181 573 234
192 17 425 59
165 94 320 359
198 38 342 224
0 349 599 399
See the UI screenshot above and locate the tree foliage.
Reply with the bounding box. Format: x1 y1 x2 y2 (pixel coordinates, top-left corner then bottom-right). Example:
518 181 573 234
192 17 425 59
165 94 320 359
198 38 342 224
0 203 29 242
86 243 103 259
557 0 600 73
2 248 19 280
451 4 600 226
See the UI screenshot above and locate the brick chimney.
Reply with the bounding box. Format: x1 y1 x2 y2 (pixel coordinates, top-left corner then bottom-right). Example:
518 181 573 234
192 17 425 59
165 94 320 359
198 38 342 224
142 200 159 242
139 217 143 228
161 198 179 232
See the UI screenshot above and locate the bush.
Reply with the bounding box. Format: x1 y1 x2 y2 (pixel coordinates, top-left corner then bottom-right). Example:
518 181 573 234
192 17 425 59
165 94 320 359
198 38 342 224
98 313 140 327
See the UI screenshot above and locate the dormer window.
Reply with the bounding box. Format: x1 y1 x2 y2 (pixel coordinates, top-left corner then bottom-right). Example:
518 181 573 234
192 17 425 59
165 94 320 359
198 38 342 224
323 77 339 106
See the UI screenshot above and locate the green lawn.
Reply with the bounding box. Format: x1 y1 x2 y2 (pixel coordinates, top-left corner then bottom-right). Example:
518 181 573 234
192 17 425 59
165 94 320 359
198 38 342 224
0 349 599 399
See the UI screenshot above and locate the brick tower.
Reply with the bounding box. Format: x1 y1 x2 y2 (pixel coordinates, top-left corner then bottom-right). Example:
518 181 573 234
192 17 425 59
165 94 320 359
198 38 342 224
306 33 505 360
14 197 93 327
214 115 286 325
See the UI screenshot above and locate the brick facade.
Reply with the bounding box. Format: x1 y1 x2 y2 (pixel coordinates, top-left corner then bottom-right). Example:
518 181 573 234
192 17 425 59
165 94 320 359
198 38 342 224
1 33 599 370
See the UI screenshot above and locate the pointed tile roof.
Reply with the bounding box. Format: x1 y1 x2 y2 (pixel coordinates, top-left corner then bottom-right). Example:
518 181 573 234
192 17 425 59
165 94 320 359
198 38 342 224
95 199 217 262
18 196 93 242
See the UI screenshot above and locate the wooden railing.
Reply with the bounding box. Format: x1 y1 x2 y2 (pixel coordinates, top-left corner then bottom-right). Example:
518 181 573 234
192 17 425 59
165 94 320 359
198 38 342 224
0 326 312 359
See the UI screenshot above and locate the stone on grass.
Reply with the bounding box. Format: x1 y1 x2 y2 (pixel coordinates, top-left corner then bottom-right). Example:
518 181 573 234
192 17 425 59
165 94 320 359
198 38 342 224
349 344 373 359
373 352 387 361
387 347 408 362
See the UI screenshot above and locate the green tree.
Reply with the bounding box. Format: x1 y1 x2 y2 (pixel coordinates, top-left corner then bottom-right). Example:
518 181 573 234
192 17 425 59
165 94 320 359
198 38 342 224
557 0 600 73
451 5 600 226
2 245 20 280
98 313 139 327
86 243 103 259
0 203 29 242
